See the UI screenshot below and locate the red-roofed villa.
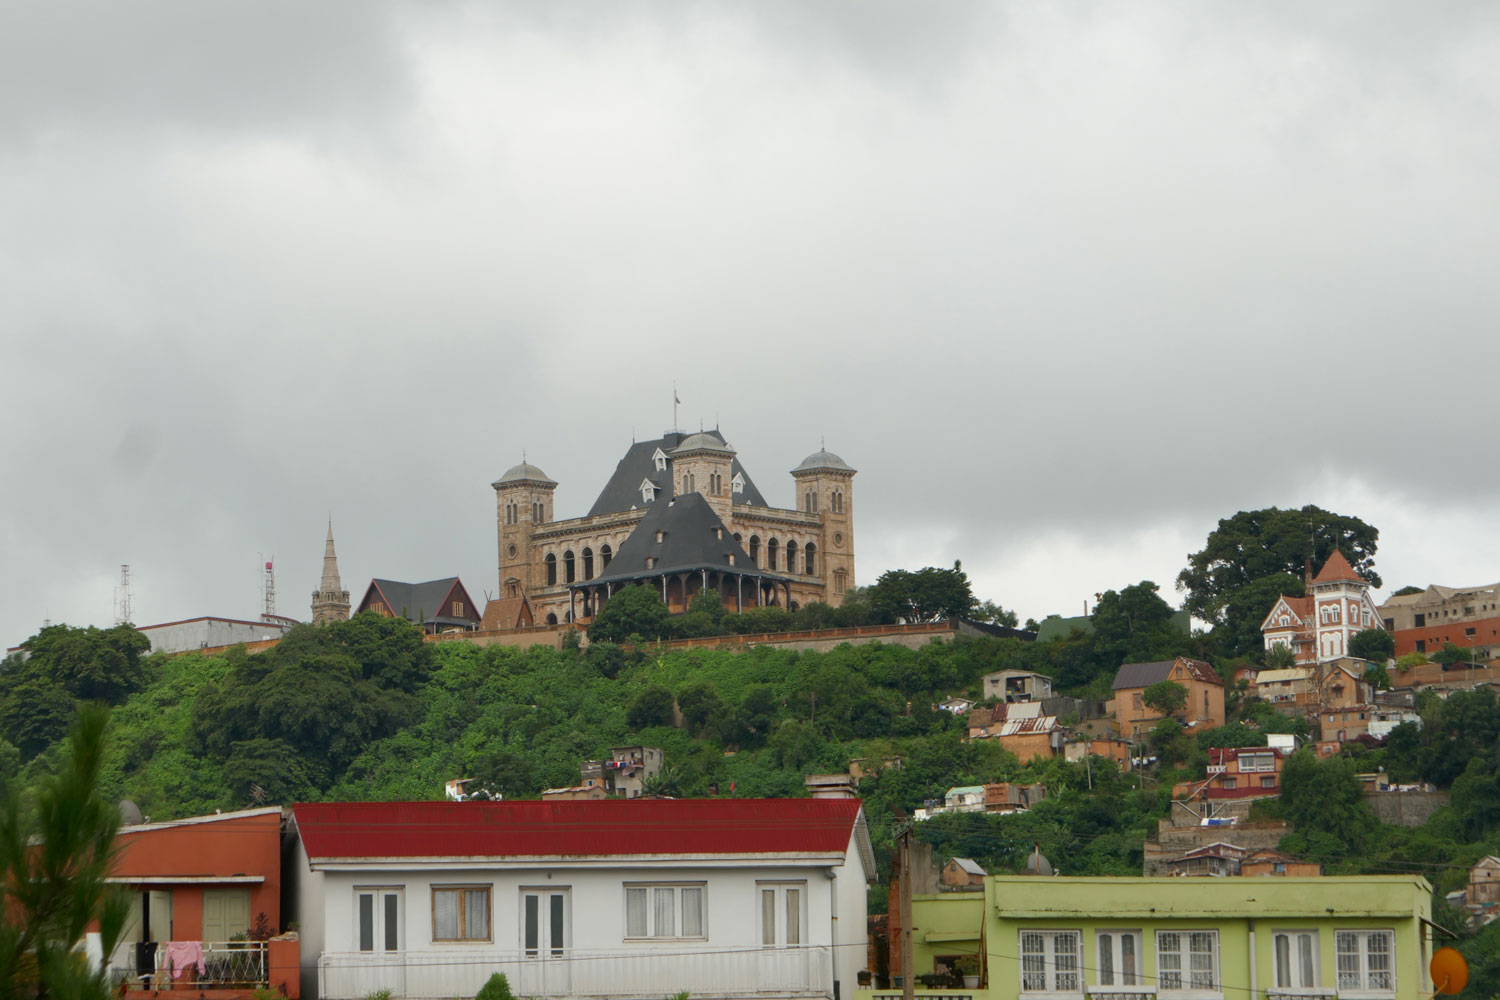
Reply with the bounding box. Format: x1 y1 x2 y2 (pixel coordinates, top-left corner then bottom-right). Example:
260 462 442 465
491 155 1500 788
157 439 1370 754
289 798 876 1000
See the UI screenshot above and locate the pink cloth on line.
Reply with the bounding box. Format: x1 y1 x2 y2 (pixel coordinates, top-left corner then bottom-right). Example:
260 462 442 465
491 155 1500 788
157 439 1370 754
162 940 205 978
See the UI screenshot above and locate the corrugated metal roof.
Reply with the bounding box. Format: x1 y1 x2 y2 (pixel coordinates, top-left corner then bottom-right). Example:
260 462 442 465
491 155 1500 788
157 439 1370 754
292 799 862 861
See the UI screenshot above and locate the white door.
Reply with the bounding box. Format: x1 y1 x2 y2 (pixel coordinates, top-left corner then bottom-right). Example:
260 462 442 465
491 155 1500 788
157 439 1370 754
758 882 810 991
520 888 571 996
355 887 404 995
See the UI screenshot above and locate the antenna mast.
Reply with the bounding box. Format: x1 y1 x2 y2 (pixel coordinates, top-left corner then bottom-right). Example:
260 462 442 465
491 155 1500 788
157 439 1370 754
115 564 133 625
263 558 276 619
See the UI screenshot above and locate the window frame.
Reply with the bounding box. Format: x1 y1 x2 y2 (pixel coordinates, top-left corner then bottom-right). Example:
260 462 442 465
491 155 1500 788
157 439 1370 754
622 881 707 941
431 885 492 944
1335 929 1395 997
1095 929 1144 989
1019 928 1083 996
354 885 404 954
1155 929 1221 997
1271 929 1321 993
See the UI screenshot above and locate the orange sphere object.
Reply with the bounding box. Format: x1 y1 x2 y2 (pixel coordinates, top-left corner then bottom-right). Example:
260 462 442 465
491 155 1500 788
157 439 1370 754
1430 946 1468 995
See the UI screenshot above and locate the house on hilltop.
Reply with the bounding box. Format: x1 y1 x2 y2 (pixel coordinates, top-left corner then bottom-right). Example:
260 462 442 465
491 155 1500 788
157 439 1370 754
1261 551 1383 665
1109 657 1225 739
356 577 482 633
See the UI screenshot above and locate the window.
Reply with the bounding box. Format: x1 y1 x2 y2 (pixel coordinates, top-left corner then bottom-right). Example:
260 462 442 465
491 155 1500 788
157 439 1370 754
1260 776 1276 788
758 882 805 948
452 601 463 616
653 448 668 471
640 479 658 504
1240 752 1276 773
369 601 386 616
1274 931 1319 990
683 473 695 494
1097 930 1142 987
1336 931 1394 993
806 490 818 513
786 541 799 575
1133 693 1144 710
601 544 613 570
1157 930 1218 992
505 501 518 525
532 502 544 523
833 569 846 593
1020 930 1081 992
831 490 843 513
1415 639 1427 653
624 883 705 939
545 554 557 586
1222 777 1237 790
767 539 779 571
805 543 816 575
583 548 594 580
564 551 576 584
732 472 745 495
202 889 250 942
356 887 402 953
433 886 490 942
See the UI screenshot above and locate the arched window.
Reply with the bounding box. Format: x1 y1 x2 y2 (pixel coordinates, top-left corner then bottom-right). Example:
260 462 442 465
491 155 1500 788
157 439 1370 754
733 532 742 545
831 490 844 513
682 473 695 494
834 569 846 594
507 582 519 598
786 541 799 575
546 612 558 625
505 501 518 525
582 547 594 580
533 502 544 523
601 544 613 570
806 490 818 513
749 535 761 566
767 538 779 571
545 553 557 586
805 542 817 575
563 550 576 584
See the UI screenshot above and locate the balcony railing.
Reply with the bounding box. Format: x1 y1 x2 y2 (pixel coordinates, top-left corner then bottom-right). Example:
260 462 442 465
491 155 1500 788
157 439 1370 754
319 944 833 999
110 940 269 991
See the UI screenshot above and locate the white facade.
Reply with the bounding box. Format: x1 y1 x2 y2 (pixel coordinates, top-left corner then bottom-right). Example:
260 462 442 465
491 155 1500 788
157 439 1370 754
136 615 295 653
292 830 873 1000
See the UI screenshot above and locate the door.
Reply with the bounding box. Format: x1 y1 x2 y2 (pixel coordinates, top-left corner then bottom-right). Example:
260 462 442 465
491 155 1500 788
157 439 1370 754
202 889 251 942
758 882 810 991
354 887 404 996
520 888 571 996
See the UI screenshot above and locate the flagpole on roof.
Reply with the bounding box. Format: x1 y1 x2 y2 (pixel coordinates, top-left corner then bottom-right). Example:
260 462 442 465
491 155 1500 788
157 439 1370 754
673 382 680 433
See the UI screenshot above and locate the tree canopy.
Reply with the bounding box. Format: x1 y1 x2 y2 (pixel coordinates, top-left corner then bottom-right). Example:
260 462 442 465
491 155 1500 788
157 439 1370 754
868 563 977 624
1177 506 1380 657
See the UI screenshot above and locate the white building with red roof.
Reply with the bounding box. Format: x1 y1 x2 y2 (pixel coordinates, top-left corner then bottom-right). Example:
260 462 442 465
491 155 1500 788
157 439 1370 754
288 798 876 1000
1261 552 1383 665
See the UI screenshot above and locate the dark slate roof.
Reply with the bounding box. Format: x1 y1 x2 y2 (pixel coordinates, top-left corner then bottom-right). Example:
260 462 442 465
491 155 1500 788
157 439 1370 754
585 493 785 586
364 578 478 626
1112 656 1221 691
587 430 768 517
1111 660 1176 691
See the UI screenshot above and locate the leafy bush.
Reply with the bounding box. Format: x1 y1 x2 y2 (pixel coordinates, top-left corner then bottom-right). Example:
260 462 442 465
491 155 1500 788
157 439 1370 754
476 972 515 1000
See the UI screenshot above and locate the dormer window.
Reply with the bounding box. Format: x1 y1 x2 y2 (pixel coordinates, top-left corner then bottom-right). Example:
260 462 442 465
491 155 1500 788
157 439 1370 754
646 557 655 569
639 478 658 503
732 472 745 495
652 448 668 472
656 530 664 543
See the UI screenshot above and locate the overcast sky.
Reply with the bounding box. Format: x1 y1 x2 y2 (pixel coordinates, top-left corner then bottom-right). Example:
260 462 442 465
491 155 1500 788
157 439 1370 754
4 1 1500 648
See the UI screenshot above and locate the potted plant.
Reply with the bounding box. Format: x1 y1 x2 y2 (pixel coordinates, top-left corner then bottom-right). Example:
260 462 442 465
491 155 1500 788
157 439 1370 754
954 954 981 989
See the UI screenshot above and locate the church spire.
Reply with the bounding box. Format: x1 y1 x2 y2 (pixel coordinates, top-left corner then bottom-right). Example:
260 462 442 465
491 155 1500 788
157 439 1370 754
311 519 351 624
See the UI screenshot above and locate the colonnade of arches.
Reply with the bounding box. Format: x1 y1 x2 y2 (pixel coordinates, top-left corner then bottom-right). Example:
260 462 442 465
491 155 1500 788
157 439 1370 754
732 532 816 576
565 569 795 624
544 543 615 587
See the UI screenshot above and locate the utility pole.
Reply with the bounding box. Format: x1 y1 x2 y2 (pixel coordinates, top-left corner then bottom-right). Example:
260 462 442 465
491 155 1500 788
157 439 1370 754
895 819 915 1000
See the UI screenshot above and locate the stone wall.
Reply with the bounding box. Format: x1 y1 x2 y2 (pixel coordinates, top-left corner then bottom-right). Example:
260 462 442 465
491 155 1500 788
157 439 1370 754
1361 790 1450 827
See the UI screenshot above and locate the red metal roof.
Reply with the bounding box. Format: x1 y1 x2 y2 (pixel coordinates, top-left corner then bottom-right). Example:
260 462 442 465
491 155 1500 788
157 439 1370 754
293 798 863 861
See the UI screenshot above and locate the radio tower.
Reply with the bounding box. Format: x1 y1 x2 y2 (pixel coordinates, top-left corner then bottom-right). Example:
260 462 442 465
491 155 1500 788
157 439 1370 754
263 559 276 620
115 564 134 625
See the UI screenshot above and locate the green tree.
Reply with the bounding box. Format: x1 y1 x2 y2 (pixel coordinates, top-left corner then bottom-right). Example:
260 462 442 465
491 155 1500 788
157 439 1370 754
676 681 725 737
1349 628 1395 663
1263 643 1297 669
588 585 673 644
973 600 1020 628
0 705 131 999
625 685 676 730
1142 680 1188 717
1090 582 1188 667
1177 506 1380 656
868 563 977 624
1389 585 1424 598
1277 750 1373 850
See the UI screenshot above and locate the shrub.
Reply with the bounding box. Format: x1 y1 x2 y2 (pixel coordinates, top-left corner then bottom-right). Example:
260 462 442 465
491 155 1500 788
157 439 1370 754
476 973 516 1000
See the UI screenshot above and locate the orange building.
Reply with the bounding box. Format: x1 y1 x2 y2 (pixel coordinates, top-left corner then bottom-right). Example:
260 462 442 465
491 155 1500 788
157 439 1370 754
1109 657 1225 740
1173 747 1286 801
105 806 298 997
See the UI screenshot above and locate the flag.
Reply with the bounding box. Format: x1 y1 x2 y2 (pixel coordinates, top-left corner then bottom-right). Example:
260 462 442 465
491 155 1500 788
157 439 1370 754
674 391 681 404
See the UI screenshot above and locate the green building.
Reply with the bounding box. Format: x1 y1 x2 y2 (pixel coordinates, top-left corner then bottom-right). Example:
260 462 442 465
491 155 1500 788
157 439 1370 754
866 876 1434 1000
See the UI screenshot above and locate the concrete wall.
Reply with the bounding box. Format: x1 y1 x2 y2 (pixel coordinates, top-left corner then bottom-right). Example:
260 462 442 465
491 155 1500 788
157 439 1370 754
1362 790 1451 827
139 617 293 654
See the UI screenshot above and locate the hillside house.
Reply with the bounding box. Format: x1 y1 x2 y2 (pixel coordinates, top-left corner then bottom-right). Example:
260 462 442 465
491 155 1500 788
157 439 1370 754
1063 737 1133 771
290 799 875 1000
984 782 1048 813
967 703 1064 760
1162 843 1248 877
981 670 1053 703
1173 747 1285 802
356 577 483 633
1261 551 1383 664
1242 849 1322 877
579 746 663 798
940 858 987 890
1110 657 1225 739
1468 856 1500 907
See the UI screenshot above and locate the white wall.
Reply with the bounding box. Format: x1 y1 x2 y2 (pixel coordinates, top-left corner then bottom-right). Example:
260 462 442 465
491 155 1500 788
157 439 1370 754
306 856 862 999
